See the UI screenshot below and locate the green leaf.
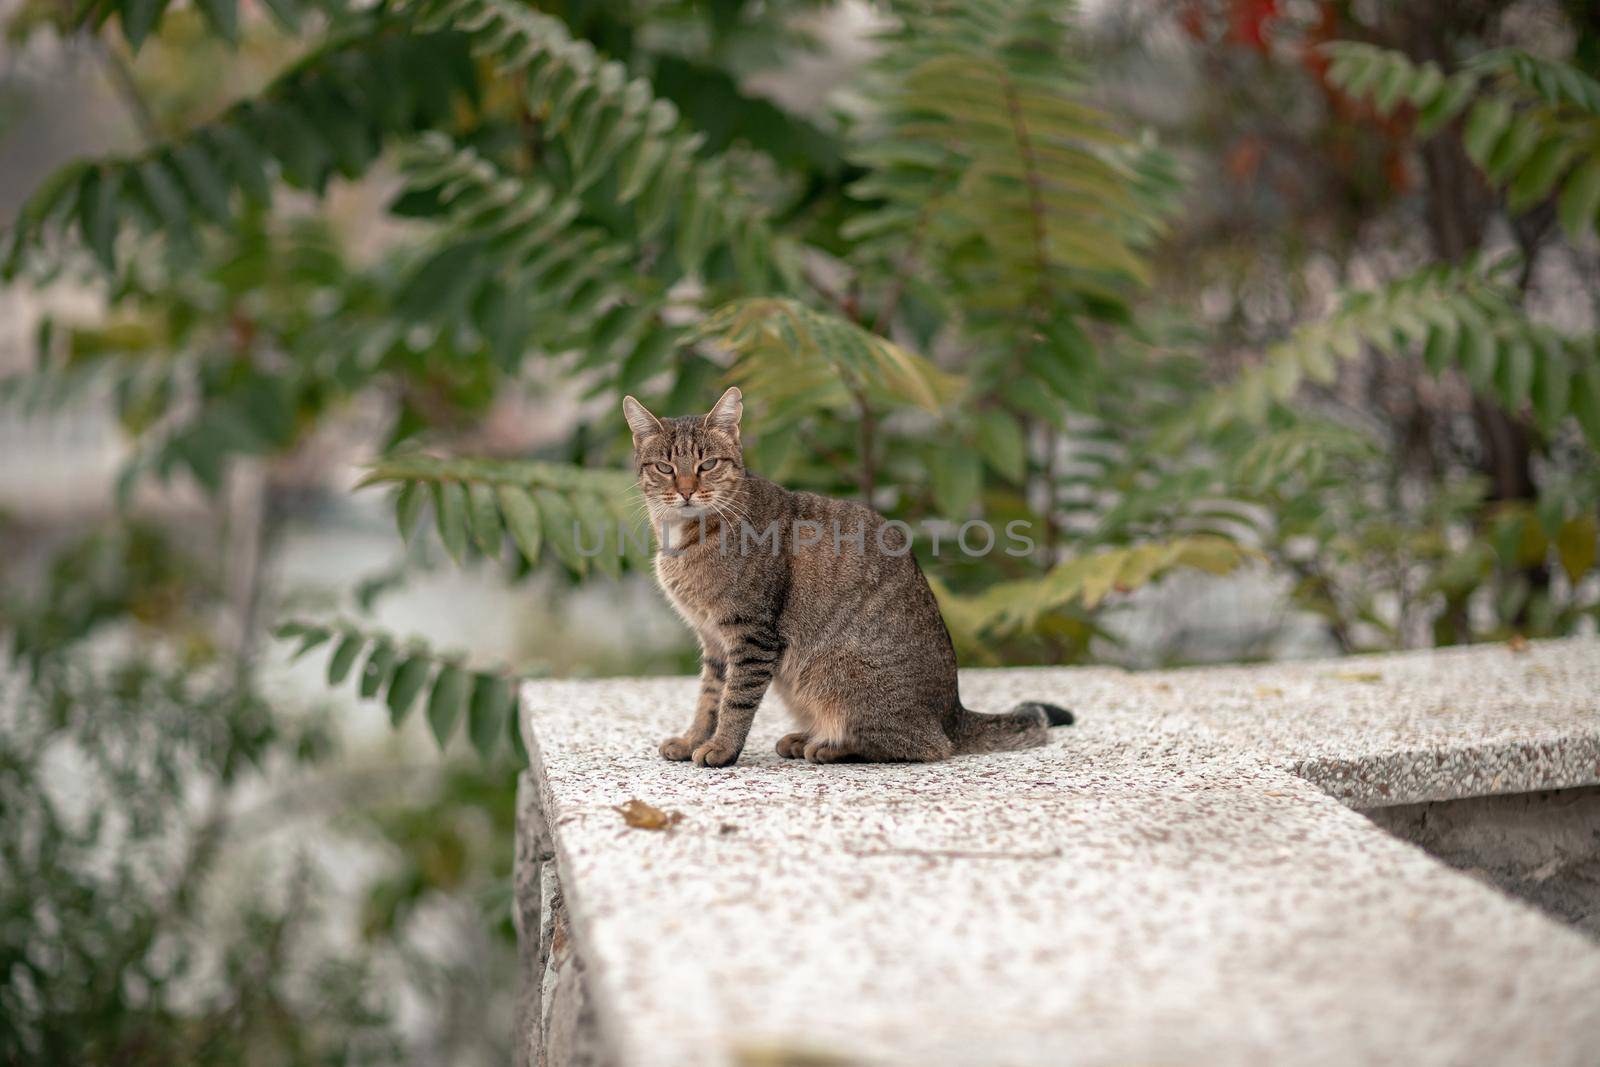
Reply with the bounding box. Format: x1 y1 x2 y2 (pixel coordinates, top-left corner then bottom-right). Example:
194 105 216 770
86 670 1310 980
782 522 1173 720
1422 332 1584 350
1556 159 1600 241
974 410 1027 482
8 160 87 269
169 144 232 223
1326 44 1379 96
426 664 469 748
1533 345 1570 432
204 126 270 203
237 375 293 445
509 704 529 765
1494 334 1533 409
326 630 364 685
572 492 619 578
1483 115 1541 182
1422 316 1456 375
194 0 238 42
134 158 192 241
1572 364 1600 449
290 626 332 660
1462 98 1513 166
397 242 488 325
468 672 513 758
1491 510 1531 568
1372 59 1409 116
120 0 169 49
467 481 503 558
534 488 585 573
395 482 426 541
1023 343 1078 402
359 639 396 699
1458 314 1497 389
930 447 983 517
496 484 544 565
433 480 470 562
1507 136 1575 212
78 166 120 272
248 100 330 189
386 656 431 726
1406 63 1444 108
1535 492 1567 539
1417 74 1476 137
258 0 299 31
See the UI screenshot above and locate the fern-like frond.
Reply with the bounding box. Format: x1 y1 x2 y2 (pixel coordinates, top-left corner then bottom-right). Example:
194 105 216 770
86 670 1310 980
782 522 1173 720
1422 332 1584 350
895 55 1146 279
409 0 792 292
1468 50 1600 113
933 535 1254 640
0 23 475 277
357 454 646 578
1226 422 1384 496
83 0 335 49
0 213 483 497
847 0 1174 411
689 298 963 422
275 619 526 759
4 337 309 501
393 135 683 378
1324 43 1600 239
1190 256 1600 449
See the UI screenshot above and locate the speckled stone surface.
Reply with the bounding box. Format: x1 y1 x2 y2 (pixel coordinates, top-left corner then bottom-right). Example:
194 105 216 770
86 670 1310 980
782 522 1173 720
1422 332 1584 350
521 637 1600 1067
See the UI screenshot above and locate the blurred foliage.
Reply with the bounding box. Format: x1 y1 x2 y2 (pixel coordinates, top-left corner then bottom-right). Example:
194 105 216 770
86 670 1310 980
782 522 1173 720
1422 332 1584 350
1325 43 1600 239
1189 254 1600 447
359 451 645 574
275 619 526 757
4 0 1600 1060
0 514 520 1065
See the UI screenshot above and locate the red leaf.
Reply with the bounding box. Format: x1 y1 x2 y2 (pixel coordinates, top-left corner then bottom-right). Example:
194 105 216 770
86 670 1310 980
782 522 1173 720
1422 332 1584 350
1228 0 1278 52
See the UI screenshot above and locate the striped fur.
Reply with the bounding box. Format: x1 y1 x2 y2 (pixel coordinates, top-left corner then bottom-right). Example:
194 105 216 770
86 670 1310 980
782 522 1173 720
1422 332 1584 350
625 387 1075 767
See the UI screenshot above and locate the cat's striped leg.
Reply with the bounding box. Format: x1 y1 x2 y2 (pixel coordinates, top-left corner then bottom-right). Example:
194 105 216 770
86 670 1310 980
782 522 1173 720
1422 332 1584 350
660 652 724 761
693 630 781 767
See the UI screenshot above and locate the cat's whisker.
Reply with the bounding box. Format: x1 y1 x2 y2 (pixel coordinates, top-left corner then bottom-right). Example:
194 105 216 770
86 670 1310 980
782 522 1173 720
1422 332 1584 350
704 497 741 533
707 495 751 532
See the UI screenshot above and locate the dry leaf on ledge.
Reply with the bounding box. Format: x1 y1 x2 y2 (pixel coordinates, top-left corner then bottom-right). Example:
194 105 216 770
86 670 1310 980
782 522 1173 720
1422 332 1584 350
614 799 683 831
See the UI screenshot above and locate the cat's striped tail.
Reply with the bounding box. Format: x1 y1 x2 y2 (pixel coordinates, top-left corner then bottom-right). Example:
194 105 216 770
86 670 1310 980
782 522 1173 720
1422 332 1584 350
948 701 1075 755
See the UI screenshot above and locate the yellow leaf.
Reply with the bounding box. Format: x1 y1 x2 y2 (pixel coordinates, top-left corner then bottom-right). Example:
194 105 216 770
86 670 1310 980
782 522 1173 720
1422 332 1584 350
1326 670 1383 683
1555 514 1597 583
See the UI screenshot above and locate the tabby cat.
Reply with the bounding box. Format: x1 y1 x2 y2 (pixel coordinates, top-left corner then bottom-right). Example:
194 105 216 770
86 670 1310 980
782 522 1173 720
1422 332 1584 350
623 386 1074 767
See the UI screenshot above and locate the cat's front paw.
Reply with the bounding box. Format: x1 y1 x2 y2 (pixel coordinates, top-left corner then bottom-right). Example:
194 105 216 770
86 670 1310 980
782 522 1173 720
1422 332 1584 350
659 736 694 761
803 739 856 764
691 739 741 767
776 732 809 759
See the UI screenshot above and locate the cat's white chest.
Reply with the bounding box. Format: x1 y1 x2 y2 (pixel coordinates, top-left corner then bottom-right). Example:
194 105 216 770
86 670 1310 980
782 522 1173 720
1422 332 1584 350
654 553 717 635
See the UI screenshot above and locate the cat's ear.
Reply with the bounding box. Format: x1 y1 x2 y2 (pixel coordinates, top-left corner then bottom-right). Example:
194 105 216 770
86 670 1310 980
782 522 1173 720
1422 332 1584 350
704 386 742 443
622 395 663 442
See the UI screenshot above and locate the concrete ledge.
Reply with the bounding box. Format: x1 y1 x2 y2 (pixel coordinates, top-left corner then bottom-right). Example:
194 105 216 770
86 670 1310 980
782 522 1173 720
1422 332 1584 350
517 637 1600 1067
1364 786 1600 940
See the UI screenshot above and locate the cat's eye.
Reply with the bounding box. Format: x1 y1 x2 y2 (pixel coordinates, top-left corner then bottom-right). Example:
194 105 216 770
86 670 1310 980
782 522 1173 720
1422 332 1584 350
652 462 674 476
698 458 720 472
